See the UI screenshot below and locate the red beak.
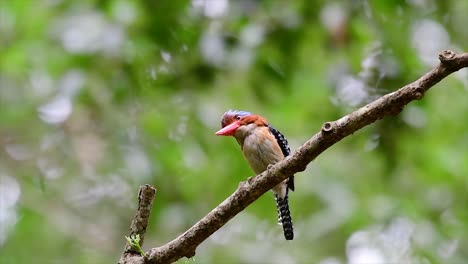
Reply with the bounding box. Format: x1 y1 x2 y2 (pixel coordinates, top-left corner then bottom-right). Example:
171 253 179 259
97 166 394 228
215 121 240 136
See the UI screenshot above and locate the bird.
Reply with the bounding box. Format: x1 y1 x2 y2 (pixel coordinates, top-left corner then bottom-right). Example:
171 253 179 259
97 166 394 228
215 110 295 240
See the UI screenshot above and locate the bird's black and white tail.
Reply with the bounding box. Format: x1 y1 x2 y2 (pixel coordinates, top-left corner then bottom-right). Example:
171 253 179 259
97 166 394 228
275 191 294 240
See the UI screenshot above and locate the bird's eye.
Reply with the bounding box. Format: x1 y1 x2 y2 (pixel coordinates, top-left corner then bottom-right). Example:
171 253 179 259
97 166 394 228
235 115 241 120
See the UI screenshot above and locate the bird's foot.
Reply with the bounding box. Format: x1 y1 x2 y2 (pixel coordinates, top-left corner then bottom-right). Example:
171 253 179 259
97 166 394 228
267 164 275 175
247 176 254 185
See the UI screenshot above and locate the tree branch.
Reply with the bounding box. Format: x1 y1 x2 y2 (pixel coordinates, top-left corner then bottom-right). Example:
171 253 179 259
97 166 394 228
120 50 468 264
118 185 156 264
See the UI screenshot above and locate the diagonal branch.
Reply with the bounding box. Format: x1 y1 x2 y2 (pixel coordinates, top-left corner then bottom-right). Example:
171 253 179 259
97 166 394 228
120 50 468 264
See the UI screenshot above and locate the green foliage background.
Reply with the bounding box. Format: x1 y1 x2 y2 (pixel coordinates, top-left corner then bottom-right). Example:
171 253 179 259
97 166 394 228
1 0 468 263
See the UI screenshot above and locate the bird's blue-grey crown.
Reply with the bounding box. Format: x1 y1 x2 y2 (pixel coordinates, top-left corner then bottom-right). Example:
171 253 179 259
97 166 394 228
226 110 251 117
221 110 251 127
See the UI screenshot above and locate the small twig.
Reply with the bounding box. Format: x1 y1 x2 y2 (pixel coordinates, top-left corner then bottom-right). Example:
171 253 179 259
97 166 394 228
118 185 156 264
119 51 468 264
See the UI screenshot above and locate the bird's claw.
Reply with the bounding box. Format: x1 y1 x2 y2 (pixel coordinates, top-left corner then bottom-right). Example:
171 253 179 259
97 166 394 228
247 176 254 185
267 164 274 174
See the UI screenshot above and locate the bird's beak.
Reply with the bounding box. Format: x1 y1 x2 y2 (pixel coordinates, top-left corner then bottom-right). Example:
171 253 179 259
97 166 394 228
215 121 240 136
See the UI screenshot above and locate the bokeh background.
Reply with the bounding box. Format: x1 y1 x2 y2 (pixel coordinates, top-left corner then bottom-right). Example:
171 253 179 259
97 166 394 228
1 0 468 263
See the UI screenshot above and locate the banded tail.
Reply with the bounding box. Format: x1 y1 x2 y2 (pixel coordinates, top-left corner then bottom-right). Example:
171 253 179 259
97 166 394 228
275 191 294 240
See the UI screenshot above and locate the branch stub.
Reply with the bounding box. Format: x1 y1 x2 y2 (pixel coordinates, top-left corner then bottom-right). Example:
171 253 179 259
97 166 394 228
321 122 334 133
439 50 456 63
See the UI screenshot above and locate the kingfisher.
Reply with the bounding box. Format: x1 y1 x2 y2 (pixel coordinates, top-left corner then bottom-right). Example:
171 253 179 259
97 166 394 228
215 110 294 240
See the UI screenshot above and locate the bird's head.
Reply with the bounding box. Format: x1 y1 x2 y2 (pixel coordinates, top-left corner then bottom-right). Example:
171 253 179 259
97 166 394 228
215 110 268 138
